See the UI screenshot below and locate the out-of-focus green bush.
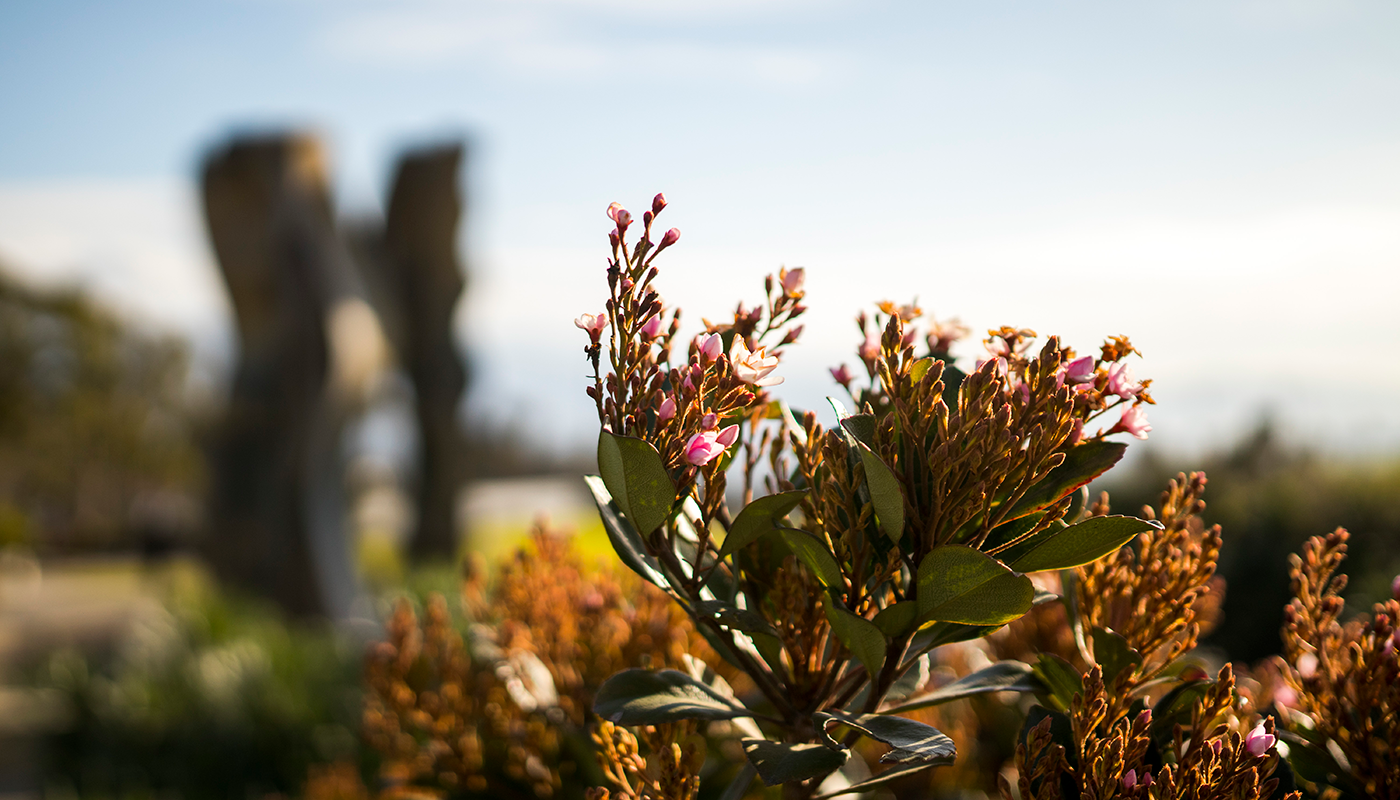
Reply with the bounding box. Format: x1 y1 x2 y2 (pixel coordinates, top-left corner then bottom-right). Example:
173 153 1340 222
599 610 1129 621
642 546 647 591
35 565 369 800
1102 420 1400 662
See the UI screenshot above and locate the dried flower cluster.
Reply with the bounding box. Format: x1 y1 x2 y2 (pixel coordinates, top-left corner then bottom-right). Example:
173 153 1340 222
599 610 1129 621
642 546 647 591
363 527 711 798
1274 529 1400 799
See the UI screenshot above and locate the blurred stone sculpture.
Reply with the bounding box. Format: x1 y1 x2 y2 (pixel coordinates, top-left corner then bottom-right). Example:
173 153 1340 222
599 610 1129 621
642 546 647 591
200 134 360 618
351 143 470 561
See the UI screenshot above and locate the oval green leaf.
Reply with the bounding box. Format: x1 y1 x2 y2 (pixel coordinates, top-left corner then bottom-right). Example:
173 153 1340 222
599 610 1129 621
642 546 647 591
852 440 905 542
872 601 919 638
1010 515 1161 573
917 545 1034 625
743 740 849 786
815 711 956 765
721 490 807 557
594 668 750 725
598 431 677 535
1000 441 1127 523
778 528 844 589
585 475 671 590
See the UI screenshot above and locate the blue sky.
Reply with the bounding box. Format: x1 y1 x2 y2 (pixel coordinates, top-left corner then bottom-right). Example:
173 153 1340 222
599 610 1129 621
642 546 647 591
1 0 1398 455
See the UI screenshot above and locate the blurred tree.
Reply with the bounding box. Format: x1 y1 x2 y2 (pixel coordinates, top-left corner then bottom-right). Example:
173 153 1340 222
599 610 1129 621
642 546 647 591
1102 419 1400 663
0 266 203 554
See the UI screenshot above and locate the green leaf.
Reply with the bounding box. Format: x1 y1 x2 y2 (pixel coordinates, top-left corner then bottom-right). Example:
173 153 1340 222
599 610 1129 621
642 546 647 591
1149 680 1211 748
584 476 671 590
840 413 876 446
778 529 844 589
909 357 936 385
1090 627 1142 685
883 661 1039 714
872 601 919 638
721 491 807 556
593 669 750 725
1030 654 1083 713
743 740 848 786
815 711 956 765
917 546 1034 625
812 762 940 799
850 438 905 542
1000 441 1127 523
1010 515 1161 572
597 431 677 535
824 606 887 678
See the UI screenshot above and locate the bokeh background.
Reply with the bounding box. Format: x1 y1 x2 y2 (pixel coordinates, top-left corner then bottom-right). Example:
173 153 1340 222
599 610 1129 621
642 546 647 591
0 1 1397 797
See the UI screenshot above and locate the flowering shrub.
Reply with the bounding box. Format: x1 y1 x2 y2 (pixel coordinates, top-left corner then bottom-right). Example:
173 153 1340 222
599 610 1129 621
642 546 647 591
574 195 1222 799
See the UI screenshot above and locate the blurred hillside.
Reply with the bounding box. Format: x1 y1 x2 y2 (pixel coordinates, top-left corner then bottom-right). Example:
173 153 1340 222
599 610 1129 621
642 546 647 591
1101 420 1400 664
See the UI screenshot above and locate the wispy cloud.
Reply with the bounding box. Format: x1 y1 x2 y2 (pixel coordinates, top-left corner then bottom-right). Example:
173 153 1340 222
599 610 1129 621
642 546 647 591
311 0 841 85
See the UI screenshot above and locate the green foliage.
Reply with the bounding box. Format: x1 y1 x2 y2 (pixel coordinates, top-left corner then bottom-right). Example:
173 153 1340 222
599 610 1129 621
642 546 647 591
593 669 750 725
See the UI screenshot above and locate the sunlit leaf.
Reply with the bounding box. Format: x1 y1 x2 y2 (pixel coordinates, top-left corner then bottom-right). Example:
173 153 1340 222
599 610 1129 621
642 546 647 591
917 545 1034 625
1030 654 1082 713
597 431 677 535
813 762 940 799
1010 515 1160 572
585 475 671 591
1000 441 1127 523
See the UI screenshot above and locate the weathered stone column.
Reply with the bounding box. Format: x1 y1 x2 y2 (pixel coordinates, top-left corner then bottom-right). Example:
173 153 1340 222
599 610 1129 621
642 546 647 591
200 133 358 617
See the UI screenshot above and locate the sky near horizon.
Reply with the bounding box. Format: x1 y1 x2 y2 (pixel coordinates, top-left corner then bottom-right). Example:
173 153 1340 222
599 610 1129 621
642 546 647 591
1 0 1398 457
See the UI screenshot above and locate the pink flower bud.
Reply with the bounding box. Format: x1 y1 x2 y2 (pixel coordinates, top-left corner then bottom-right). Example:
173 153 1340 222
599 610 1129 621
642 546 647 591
780 267 806 297
640 314 663 339
701 412 718 430
859 332 881 362
699 333 723 362
1113 405 1152 440
830 364 854 387
1392 574 1400 601
1273 684 1298 708
607 202 624 222
1122 769 1137 789
1245 724 1276 757
658 227 681 250
716 424 739 447
643 210 653 226
657 396 676 422
1210 739 1223 756
652 193 667 215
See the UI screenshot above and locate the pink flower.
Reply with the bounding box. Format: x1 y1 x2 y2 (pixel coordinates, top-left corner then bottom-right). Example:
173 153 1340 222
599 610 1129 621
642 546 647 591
606 203 631 229
574 312 608 340
730 337 784 387
698 333 723 362
652 193 667 215
657 396 676 423
640 315 663 339
701 412 718 430
1063 355 1095 386
1114 405 1152 440
1273 684 1298 708
683 425 739 466
1122 769 1137 789
1245 724 1276 757
985 337 1010 358
1106 362 1142 399
780 267 806 297
830 364 854 387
